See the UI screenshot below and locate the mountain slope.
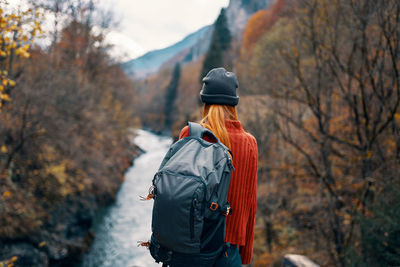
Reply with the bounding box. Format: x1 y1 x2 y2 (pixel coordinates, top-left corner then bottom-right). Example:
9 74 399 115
121 0 272 79
121 25 211 78
226 0 271 34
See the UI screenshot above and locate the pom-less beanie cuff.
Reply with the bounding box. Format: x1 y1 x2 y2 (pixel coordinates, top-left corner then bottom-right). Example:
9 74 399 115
200 91 239 106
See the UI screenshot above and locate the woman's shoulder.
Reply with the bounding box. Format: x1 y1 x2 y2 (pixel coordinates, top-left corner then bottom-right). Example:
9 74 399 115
245 132 257 146
179 125 189 139
236 131 258 155
231 129 257 146
242 132 258 159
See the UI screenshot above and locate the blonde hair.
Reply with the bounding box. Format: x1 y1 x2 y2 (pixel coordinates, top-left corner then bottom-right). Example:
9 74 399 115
200 104 238 150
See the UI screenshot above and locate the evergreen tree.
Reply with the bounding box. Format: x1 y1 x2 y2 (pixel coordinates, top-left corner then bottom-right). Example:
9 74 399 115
164 63 181 130
200 8 231 81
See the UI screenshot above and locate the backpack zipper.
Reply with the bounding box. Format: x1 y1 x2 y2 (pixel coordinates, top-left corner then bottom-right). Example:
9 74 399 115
190 197 197 240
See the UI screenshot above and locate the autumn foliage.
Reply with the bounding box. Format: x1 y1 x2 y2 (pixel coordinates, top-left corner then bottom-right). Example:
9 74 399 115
0 1 138 264
1 0 396 265
0 4 43 109
242 0 286 53
238 0 400 266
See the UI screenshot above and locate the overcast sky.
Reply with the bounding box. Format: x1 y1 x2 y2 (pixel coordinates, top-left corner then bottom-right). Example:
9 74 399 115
101 0 229 60
8 0 229 60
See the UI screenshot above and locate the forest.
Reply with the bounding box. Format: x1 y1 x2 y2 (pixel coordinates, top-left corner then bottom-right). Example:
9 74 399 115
1 0 399 266
0 0 139 265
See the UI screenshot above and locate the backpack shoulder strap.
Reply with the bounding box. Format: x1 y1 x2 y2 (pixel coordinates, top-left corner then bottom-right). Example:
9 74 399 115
188 122 204 138
188 122 217 140
188 122 233 159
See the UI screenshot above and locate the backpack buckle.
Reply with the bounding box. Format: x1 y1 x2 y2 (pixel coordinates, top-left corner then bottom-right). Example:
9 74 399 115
210 202 218 211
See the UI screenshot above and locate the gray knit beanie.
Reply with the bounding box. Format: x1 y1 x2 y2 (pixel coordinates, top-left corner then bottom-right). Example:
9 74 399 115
200 67 239 106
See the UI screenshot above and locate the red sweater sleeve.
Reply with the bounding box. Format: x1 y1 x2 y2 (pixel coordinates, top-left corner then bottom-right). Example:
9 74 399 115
239 135 258 264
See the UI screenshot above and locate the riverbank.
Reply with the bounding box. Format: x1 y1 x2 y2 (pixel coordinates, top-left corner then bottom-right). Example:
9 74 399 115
0 140 142 267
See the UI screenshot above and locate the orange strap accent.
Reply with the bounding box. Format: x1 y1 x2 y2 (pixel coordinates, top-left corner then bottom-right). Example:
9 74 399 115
140 185 155 201
210 202 218 211
139 193 154 201
137 241 151 247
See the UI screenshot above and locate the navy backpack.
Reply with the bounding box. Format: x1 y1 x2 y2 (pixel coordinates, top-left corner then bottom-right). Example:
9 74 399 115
143 122 234 266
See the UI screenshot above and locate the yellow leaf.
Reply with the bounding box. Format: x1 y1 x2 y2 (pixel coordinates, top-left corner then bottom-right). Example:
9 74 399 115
3 191 11 197
2 79 7 86
1 94 10 101
1 145 7 153
78 183 85 191
395 113 400 123
10 257 17 262
0 85 3 91
8 80 15 87
38 241 46 247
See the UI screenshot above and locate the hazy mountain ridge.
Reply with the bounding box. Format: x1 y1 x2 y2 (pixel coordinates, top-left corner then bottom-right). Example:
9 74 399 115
121 25 211 78
159 26 214 70
121 0 271 78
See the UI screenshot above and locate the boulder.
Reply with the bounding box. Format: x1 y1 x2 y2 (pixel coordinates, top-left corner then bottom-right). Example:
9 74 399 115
283 254 320 267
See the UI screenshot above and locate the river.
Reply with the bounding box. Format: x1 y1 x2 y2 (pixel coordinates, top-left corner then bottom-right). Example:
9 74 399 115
81 129 172 267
